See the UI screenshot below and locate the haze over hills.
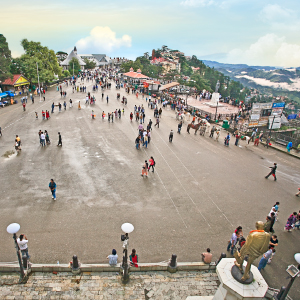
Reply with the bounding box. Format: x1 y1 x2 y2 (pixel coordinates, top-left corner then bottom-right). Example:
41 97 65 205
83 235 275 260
202 60 300 101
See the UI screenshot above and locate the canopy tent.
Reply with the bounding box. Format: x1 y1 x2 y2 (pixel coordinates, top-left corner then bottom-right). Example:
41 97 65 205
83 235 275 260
0 92 8 99
160 82 180 91
123 68 149 79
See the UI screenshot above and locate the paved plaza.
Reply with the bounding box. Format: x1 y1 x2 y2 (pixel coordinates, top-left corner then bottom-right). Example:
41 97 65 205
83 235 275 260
0 79 299 299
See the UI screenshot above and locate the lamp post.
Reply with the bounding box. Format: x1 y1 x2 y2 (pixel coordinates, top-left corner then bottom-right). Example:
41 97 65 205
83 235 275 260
6 223 26 282
274 253 300 300
36 62 42 102
121 223 134 283
215 99 219 122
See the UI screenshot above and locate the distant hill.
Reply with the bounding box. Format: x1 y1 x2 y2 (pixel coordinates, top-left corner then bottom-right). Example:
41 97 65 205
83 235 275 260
201 60 277 71
201 60 300 102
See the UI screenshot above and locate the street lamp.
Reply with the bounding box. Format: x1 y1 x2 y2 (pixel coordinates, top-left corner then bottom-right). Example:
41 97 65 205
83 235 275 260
121 223 134 283
215 99 219 122
6 223 26 282
274 253 300 300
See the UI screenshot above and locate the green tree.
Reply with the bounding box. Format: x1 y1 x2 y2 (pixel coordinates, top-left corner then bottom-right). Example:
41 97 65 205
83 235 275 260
83 58 96 70
17 39 63 83
68 57 81 75
63 70 71 77
0 34 12 82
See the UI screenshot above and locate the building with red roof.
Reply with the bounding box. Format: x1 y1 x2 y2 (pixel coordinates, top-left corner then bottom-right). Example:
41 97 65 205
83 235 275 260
123 68 149 79
1 74 30 92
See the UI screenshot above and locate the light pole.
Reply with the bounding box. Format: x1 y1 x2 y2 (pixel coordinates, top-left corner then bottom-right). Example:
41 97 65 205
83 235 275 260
121 223 134 283
274 253 300 300
36 62 42 102
215 99 219 122
6 223 26 282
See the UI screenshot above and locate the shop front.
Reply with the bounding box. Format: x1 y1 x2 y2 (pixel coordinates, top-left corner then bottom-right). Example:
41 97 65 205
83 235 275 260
1 74 30 95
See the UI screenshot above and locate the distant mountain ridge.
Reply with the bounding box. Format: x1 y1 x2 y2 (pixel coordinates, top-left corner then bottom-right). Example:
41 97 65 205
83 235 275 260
200 60 300 102
201 60 278 71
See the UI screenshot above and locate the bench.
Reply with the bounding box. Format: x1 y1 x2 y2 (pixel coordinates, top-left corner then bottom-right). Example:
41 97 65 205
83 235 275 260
275 139 288 146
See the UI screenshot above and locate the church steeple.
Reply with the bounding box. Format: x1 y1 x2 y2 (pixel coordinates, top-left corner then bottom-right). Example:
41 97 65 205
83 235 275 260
74 46 77 55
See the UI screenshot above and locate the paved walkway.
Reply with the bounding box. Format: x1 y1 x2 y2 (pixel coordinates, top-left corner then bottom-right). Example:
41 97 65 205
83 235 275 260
260 140 300 159
0 271 218 300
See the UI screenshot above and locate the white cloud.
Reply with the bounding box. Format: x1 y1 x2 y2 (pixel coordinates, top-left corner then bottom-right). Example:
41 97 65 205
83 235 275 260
76 26 131 54
180 0 214 7
226 34 300 67
259 4 295 22
259 4 300 31
180 0 246 8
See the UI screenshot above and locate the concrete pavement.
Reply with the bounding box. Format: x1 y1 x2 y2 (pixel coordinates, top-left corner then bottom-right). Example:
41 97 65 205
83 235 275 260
0 79 299 299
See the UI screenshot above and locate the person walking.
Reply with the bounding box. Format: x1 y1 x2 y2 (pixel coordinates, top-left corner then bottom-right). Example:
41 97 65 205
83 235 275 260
78 101 81 110
209 126 215 138
69 99 73 108
235 133 240 146
106 95 109 103
142 134 148 148
57 132 62 146
265 163 277 181
40 131 46 147
141 160 148 177
258 246 275 271
284 212 297 231
135 136 140 150
178 121 182 134
49 179 57 200
154 117 160 128
148 156 155 172
287 141 293 152
51 102 55 113
22 101 26 111
45 130 50 145
17 234 30 259
264 136 271 148
227 226 242 255
169 130 174 142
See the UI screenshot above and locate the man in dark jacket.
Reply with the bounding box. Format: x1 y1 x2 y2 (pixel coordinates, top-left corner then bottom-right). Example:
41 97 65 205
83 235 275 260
265 163 277 181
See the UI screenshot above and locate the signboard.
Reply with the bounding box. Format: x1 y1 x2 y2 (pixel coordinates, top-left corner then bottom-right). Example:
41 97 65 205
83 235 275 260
268 116 281 129
250 114 260 120
252 103 272 109
272 102 285 108
288 114 297 120
248 122 258 127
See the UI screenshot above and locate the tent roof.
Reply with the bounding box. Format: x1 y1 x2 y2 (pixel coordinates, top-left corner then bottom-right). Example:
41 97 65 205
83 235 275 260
123 71 149 79
160 82 180 91
61 50 86 66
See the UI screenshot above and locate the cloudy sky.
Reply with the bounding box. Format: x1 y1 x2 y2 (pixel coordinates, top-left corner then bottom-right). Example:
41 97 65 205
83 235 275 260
1 0 300 67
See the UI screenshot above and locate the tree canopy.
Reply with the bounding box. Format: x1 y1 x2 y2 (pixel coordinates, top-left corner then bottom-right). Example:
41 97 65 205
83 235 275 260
0 34 12 82
13 39 63 84
84 58 96 70
68 57 81 75
121 57 162 78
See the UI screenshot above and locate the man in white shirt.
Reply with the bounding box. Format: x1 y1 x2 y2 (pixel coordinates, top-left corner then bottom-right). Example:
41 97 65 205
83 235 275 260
107 249 118 266
40 132 45 147
17 234 30 259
